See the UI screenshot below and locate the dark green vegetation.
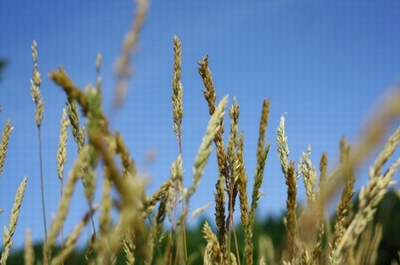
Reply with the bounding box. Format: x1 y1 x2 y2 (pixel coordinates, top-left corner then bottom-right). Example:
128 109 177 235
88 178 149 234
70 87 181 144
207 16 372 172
0 59 7 82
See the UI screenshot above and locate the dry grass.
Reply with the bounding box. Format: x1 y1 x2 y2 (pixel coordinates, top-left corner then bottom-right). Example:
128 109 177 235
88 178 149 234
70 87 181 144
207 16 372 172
1 1 400 264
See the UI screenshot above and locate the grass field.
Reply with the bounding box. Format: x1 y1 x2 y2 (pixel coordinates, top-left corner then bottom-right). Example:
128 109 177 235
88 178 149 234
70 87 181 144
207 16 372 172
1 1 400 264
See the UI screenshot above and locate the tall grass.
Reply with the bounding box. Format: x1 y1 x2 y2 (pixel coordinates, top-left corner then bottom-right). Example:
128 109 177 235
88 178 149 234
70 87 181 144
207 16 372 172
1 1 400 264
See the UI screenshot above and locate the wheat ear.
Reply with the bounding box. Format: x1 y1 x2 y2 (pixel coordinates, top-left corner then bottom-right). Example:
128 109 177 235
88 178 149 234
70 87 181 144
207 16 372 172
277 115 298 261
50 205 98 265
172 35 184 154
247 100 270 263
333 126 400 262
0 176 28 265
45 146 89 260
329 138 355 264
24 229 34 265
198 55 230 262
0 120 12 179
202 221 222 264
185 95 228 201
113 0 149 109
322 88 400 207
30 40 48 248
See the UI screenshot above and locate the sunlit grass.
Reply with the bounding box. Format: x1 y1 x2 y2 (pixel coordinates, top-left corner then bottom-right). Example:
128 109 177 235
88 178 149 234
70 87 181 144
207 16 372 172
1 1 400 264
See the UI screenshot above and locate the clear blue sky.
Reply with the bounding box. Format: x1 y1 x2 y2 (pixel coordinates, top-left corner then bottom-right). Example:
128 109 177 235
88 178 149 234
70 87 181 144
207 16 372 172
1 0 400 249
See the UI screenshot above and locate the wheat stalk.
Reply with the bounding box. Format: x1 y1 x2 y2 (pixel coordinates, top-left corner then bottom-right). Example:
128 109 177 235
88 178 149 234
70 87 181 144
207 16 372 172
198 55 231 262
250 99 270 224
45 146 89 260
185 95 228 201
30 40 48 249
50 205 98 265
333 126 400 262
329 138 355 264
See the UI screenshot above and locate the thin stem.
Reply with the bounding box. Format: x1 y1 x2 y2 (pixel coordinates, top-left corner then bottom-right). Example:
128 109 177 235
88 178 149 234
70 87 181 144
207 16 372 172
60 179 64 265
230 214 241 265
38 128 48 242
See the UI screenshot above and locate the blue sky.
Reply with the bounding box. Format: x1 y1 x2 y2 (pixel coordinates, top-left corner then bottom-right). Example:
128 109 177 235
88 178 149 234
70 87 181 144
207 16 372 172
1 0 400 249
